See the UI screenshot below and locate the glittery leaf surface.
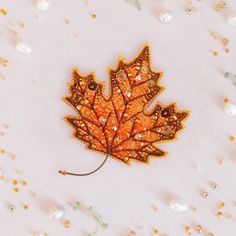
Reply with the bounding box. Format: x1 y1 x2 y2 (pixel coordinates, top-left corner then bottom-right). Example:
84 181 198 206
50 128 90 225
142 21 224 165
65 45 188 164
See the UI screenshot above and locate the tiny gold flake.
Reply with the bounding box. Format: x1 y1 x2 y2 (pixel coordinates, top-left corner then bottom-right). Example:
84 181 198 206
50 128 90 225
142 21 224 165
185 225 191 235
91 13 96 19
63 219 71 228
13 187 19 193
195 224 203 233
0 8 7 15
217 201 225 209
153 228 159 234
21 180 27 186
64 19 70 24
0 149 6 154
207 232 214 236
19 22 25 28
222 37 229 46
215 211 223 219
12 179 18 185
224 98 229 103
213 51 218 56
229 135 235 142
224 48 230 53
23 204 29 210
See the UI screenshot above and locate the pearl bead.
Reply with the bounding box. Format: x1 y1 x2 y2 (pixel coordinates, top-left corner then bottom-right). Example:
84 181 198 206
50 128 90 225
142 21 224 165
227 13 236 26
48 206 65 221
169 199 189 213
158 10 173 24
36 0 50 11
224 102 236 117
16 41 32 54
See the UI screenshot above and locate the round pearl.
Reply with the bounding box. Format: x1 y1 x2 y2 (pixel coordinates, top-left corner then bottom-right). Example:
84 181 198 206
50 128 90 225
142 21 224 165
224 102 236 117
169 199 189 213
227 13 236 26
36 0 50 11
16 41 32 54
158 10 173 24
48 206 65 221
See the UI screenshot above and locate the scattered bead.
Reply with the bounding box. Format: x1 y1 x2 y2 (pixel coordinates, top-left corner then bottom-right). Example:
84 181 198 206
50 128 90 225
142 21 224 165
202 192 209 199
207 232 214 236
222 37 229 46
220 1 228 8
169 199 189 213
63 219 71 228
8 204 16 212
64 19 70 24
211 182 218 190
153 228 159 234
0 149 6 154
216 157 225 165
21 180 27 186
16 41 32 54
36 0 50 11
224 48 230 53
213 51 218 56
185 7 194 14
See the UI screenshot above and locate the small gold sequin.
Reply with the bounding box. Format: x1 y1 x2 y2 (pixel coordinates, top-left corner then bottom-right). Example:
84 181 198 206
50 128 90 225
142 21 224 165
213 51 218 56
217 201 225 209
91 13 96 19
23 204 29 210
229 135 235 142
195 224 203 233
63 219 71 228
0 8 7 15
12 179 18 185
185 225 191 235
21 180 27 186
13 187 19 193
215 211 223 219
0 149 6 154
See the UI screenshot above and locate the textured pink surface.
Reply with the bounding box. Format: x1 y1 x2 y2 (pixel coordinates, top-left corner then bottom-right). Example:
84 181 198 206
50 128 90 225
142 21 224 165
0 0 236 235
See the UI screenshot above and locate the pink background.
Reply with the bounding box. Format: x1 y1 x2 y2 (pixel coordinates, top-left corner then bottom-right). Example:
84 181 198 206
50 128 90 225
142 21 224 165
1 0 236 235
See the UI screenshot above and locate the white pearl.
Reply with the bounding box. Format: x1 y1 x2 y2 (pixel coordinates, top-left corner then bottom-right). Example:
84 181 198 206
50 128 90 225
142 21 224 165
227 13 236 26
169 199 189 213
16 41 32 54
48 206 65 221
36 0 50 11
158 11 173 24
224 102 236 117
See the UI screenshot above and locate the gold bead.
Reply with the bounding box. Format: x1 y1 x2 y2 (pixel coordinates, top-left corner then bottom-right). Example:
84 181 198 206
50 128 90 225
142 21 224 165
21 180 27 186
63 219 71 228
153 228 159 234
220 1 228 8
211 182 218 189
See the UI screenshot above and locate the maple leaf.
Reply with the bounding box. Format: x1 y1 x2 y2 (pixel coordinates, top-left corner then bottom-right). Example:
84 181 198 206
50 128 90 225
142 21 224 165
64 45 188 164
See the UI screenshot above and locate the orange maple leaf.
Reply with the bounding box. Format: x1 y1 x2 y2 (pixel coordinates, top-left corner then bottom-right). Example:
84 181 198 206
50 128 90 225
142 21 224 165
64 45 188 165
